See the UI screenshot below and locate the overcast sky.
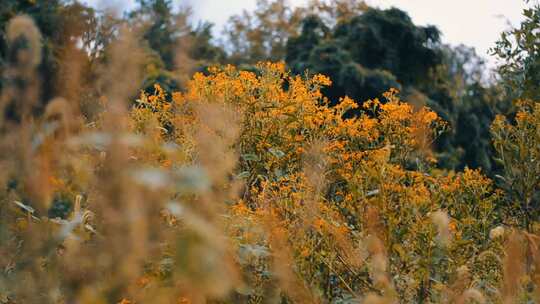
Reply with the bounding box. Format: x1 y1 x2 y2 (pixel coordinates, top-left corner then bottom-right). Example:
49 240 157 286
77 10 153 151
86 0 534 66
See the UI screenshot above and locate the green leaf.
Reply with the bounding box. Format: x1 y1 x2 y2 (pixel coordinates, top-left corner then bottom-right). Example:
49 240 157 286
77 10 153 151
241 153 259 161
235 171 251 179
268 148 285 158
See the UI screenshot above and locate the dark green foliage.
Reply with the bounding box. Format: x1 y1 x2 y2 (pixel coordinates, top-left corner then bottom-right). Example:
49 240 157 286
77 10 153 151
427 45 513 172
333 8 441 86
492 4 540 100
47 194 72 219
286 8 440 104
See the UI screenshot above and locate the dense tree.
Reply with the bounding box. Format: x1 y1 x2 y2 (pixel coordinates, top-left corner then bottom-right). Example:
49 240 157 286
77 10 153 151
286 8 441 107
334 8 441 87
428 45 512 172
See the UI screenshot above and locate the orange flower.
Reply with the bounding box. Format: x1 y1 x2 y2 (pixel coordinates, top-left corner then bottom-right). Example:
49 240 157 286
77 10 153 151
177 297 191 304
162 159 172 168
300 246 311 257
313 218 327 232
136 275 151 288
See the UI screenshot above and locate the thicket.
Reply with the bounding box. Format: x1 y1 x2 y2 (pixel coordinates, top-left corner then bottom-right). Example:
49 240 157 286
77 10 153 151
1 0 540 303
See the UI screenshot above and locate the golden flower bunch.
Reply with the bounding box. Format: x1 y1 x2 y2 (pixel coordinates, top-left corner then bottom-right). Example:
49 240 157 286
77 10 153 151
127 62 504 302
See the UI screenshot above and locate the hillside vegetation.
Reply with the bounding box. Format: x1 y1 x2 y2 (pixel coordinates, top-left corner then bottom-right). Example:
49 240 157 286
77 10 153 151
1 1 540 303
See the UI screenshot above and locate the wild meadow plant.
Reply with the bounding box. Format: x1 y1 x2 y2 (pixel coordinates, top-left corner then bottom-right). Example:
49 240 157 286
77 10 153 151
0 13 539 304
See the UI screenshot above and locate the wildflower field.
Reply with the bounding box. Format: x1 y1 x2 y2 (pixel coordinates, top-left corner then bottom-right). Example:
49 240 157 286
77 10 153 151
2 1 540 303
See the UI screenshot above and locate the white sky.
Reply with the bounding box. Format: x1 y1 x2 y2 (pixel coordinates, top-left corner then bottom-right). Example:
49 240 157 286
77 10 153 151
86 0 535 66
